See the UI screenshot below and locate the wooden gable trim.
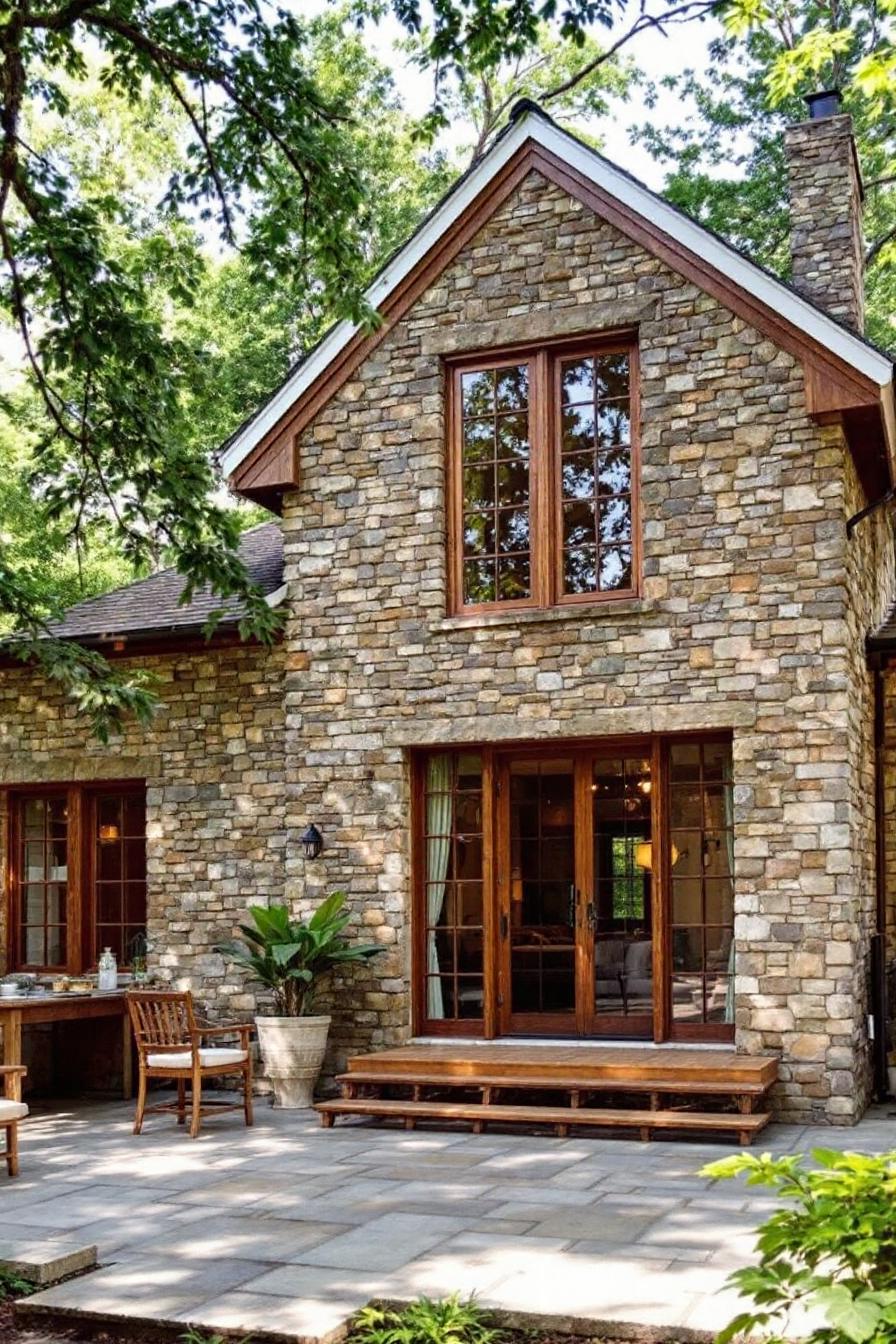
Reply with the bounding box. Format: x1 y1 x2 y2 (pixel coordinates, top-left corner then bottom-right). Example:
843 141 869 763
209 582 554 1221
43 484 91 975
231 138 893 506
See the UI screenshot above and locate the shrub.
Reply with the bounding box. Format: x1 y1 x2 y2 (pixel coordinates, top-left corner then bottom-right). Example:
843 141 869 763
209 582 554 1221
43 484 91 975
0 1268 35 1300
351 1296 502 1344
702 1149 896 1344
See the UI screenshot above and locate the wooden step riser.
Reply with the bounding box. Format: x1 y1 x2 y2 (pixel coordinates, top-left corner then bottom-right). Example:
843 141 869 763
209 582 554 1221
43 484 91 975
348 1062 774 1087
338 1072 769 1096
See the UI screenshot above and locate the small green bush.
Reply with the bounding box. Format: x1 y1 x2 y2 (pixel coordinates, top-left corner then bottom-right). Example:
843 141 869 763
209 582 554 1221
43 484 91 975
0 1268 35 1301
351 1296 502 1344
702 1148 896 1344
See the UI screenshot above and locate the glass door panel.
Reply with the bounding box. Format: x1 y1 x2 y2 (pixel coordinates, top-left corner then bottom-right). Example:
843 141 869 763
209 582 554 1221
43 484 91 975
589 754 653 1037
507 757 577 1030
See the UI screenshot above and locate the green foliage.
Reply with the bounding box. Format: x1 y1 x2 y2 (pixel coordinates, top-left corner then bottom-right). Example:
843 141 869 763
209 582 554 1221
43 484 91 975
351 1295 502 1344
0 1268 36 1300
180 1330 252 1344
702 1148 896 1344
217 893 383 1017
635 0 896 350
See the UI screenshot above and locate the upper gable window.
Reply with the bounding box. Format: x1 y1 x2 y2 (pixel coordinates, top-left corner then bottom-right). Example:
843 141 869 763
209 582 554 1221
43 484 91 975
448 340 638 614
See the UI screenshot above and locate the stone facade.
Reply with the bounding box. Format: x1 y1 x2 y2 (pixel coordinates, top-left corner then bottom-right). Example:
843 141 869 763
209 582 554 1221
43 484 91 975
0 643 287 1027
277 166 892 1120
0 131 891 1122
785 112 865 332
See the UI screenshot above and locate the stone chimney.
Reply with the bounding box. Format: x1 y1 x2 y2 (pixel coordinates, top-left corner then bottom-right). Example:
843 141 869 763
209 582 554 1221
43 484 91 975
784 90 865 332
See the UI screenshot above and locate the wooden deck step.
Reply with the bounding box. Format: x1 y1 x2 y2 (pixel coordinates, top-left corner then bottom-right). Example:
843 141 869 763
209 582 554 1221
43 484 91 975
315 1096 771 1145
336 1070 769 1097
345 1045 778 1090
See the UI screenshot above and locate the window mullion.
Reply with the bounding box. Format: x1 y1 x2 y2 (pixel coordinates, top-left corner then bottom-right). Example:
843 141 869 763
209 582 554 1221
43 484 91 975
531 349 553 608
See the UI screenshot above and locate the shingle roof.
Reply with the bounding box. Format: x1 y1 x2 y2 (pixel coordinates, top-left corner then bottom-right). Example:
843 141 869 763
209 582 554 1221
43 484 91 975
44 522 284 643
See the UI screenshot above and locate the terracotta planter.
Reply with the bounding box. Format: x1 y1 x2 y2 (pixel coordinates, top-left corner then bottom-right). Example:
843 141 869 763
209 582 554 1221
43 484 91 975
255 1015 331 1108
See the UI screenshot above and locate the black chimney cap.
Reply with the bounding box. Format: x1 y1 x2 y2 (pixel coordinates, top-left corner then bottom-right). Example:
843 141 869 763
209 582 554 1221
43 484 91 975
805 89 842 120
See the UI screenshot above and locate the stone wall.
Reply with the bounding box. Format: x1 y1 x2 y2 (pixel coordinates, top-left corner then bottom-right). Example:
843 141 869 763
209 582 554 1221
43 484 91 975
277 168 891 1119
0 642 287 1027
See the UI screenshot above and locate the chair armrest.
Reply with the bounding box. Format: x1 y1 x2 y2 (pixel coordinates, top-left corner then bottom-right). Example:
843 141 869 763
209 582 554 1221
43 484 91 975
192 1023 253 1039
0 1065 27 1102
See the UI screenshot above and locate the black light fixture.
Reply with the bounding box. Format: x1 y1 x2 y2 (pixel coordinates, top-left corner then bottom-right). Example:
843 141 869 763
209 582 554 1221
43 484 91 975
300 824 324 860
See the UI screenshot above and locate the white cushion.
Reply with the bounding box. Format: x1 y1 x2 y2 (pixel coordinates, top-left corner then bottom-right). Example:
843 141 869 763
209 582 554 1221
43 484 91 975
624 940 652 978
146 1048 247 1070
0 1099 28 1122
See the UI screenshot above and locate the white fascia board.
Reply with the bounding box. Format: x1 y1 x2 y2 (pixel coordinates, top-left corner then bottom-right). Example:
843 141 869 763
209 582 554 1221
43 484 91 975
222 112 893 479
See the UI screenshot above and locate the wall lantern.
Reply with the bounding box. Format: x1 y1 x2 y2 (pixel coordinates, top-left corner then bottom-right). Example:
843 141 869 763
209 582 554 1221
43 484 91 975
98 824 120 844
300 824 324 860
634 841 680 871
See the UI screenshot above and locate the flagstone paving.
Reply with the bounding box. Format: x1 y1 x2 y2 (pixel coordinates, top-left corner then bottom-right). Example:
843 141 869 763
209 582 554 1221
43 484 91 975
9 1099 896 1342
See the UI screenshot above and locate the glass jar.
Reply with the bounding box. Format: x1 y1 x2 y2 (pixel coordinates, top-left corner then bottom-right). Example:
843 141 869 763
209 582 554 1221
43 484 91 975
97 947 118 992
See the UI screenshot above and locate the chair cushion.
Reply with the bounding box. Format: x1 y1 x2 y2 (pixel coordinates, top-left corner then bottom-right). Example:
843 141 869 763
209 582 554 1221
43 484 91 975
0 1099 29 1122
624 939 652 979
146 1048 248 1070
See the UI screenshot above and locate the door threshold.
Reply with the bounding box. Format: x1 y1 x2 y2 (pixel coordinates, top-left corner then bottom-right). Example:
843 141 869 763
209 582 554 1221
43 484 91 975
410 1036 735 1052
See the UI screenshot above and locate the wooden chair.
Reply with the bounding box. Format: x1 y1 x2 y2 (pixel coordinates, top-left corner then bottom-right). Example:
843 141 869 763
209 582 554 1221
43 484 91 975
0 1065 28 1177
127 991 253 1139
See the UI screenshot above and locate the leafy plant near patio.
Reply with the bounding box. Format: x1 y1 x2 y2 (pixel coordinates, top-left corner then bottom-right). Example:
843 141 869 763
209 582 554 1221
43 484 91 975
702 1148 896 1344
216 893 382 1016
351 1296 503 1344
0 1268 36 1301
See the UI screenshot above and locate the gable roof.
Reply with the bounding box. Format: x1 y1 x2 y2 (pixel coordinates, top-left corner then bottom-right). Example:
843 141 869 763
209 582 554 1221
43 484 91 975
221 100 894 505
41 522 284 648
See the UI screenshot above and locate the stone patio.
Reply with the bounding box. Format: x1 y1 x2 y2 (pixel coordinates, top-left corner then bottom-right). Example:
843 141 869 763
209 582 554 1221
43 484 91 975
7 1099 896 1342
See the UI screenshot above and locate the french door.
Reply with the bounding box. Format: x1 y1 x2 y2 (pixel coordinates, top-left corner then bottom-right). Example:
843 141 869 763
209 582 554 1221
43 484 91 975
413 734 735 1043
496 746 657 1038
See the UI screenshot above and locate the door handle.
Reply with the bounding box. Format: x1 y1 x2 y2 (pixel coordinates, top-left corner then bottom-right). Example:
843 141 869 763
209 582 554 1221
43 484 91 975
500 912 509 940
586 900 596 930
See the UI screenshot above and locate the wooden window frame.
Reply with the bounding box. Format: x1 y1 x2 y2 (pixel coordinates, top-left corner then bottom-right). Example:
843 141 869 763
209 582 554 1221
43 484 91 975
6 780 146 976
411 732 733 1045
446 331 640 617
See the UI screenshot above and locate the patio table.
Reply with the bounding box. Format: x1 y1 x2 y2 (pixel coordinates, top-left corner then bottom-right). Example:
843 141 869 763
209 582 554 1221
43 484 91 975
0 990 133 1100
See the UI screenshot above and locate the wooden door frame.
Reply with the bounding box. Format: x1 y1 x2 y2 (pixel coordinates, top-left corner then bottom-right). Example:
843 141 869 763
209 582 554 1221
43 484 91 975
411 731 735 1045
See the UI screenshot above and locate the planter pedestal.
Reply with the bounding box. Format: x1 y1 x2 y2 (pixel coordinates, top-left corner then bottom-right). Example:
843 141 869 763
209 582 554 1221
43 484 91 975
255 1015 331 1109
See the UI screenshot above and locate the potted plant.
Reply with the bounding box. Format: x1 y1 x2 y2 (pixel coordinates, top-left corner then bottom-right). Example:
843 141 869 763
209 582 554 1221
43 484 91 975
217 892 382 1108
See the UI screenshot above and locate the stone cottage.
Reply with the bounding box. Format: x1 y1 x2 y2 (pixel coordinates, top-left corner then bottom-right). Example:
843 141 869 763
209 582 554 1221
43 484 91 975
2 97 895 1126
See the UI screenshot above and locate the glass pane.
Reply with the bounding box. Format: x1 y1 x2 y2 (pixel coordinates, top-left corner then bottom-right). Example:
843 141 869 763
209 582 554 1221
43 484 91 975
672 927 703 972
495 364 528 411
97 885 123 924
49 839 67 879
462 369 493 416
458 882 483 925
598 546 631 591
24 842 46 880
96 927 124 963
671 877 702 924
46 925 66 967
496 413 529 460
706 976 731 1023
123 794 146 835
703 743 732 782
463 466 494 510
457 979 484 1017
563 501 596 549
456 753 483 791
598 447 631 496
24 799 45 835
598 496 631 545
595 352 630 399
670 787 702 828
561 357 594 404
561 403 595 451
497 553 530 600
463 417 494 462
564 548 597 594
706 877 734 924
124 839 145 881
97 796 121 830
99 841 123 881
597 400 631 446
670 744 700 782
672 975 703 1021
24 884 45 923
46 883 66 924
463 511 495 558
463 558 496 604
496 461 528 507
457 930 484 974
561 451 596 500
125 883 148 924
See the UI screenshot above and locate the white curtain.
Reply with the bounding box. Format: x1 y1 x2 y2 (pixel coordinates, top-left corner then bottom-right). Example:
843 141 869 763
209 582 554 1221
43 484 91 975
426 754 453 1020
723 766 735 1025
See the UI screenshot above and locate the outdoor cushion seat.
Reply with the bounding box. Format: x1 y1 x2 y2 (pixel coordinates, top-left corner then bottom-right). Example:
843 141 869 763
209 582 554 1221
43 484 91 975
146 1047 248 1069
0 1099 28 1122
